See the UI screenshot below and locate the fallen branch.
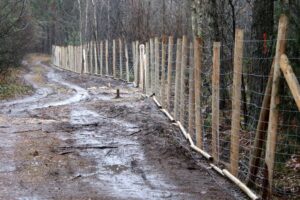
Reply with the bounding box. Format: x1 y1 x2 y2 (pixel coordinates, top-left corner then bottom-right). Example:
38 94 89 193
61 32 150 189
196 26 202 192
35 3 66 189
13 128 42 134
57 145 118 151
128 129 142 136
58 151 75 155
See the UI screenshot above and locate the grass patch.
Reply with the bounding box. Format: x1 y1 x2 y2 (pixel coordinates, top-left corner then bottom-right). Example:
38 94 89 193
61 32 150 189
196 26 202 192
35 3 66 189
0 67 33 100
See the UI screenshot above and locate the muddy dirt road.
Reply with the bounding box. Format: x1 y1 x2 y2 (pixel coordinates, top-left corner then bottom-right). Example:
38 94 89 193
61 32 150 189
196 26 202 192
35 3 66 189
0 55 246 200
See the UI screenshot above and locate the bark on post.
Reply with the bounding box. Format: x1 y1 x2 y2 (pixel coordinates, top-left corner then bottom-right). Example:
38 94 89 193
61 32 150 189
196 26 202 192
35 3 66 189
174 39 182 120
212 42 221 162
230 29 244 177
167 36 174 111
188 42 195 136
160 36 167 108
194 38 203 148
264 15 288 198
180 36 188 127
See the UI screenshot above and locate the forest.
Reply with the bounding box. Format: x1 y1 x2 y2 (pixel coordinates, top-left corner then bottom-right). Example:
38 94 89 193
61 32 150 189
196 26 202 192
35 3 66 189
0 1 299 68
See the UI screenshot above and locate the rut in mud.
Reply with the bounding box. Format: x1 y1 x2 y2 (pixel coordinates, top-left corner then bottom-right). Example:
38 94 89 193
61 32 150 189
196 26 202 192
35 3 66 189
0 55 247 200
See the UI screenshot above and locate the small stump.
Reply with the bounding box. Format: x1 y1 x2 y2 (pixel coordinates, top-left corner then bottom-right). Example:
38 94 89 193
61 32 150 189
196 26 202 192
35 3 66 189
116 89 121 98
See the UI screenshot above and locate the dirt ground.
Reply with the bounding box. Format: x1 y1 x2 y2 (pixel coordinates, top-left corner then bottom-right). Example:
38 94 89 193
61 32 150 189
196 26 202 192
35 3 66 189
0 55 247 200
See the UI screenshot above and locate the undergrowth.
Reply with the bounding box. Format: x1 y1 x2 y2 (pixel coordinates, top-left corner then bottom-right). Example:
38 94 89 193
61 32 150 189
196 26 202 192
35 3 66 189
0 67 33 100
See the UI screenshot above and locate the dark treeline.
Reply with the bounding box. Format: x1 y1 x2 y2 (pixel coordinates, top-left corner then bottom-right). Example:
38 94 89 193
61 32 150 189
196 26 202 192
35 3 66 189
0 0 299 76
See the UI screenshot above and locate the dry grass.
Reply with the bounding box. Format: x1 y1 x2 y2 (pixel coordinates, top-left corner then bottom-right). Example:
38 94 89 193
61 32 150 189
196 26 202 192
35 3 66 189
0 65 33 100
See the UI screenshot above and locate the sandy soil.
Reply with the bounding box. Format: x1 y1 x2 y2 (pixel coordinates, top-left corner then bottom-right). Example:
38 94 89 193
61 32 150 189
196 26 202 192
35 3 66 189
0 55 247 200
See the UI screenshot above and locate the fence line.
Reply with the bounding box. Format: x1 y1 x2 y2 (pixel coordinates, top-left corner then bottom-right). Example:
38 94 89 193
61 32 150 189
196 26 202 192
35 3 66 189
52 14 300 200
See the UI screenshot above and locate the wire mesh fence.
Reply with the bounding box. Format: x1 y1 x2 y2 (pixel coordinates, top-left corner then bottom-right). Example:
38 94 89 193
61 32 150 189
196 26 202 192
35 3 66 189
52 18 299 199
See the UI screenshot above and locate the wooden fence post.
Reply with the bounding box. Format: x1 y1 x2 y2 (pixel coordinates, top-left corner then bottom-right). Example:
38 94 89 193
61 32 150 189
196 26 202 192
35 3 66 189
180 36 188 125
174 39 182 120
188 42 195 136
160 36 167 108
83 47 87 74
230 29 244 177
68 45 70 70
247 62 274 188
78 46 80 72
67 46 69 69
69 46 72 70
139 44 145 90
154 37 160 96
105 40 109 76
280 54 300 111
167 36 174 111
88 43 91 73
136 41 140 87
72 46 75 71
212 42 221 162
150 38 155 93
80 45 83 73
119 38 123 79
73 46 75 71
62 47 64 68
194 38 203 148
113 39 116 78
63 47 65 68
66 46 69 69
76 46 78 72
89 42 93 73
61 47 65 69
67 46 69 70
71 46 73 71
77 46 79 72
125 42 130 82
65 46 67 69
132 42 136 83
71 46 74 71
94 41 98 74
100 41 103 76
145 42 150 94
69 46 72 71
264 14 288 197
60 47 63 68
